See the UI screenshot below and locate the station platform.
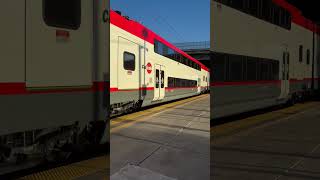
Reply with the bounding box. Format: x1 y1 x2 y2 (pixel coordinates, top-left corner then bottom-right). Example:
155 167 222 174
211 101 320 180
18 94 209 180
110 94 210 180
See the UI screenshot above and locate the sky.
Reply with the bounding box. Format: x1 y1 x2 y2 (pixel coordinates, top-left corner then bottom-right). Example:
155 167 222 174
111 0 209 44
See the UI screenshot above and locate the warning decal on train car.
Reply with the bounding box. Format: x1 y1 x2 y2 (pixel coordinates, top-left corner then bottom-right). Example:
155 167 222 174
146 63 152 74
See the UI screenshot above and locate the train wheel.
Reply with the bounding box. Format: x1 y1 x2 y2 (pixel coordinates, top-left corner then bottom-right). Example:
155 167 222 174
286 94 296 106
135 100 143 111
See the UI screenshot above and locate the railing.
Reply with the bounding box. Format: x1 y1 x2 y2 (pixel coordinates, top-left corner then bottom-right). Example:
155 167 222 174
173 41 210 50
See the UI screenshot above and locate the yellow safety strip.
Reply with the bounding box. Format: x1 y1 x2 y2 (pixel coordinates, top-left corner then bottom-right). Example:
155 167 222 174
211 101 320 138
20 156 109 180
111 94 209 132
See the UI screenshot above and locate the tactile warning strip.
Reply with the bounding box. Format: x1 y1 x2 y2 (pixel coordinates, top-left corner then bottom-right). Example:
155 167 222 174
20 156 109 180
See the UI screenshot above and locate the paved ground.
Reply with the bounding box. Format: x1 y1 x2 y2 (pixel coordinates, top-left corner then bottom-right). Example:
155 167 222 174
110 94 210 180
211 101 320 180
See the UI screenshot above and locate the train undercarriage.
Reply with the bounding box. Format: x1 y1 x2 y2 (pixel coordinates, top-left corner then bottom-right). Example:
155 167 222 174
0 120 107 173
110 100 143 117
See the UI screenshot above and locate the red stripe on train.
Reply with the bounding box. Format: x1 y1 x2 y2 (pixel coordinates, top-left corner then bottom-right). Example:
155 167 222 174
110 87 155 92
0 83 26 95
0 82 109 95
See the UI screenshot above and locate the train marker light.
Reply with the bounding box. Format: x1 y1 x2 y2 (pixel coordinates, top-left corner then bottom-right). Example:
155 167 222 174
56 30 70 42
146 63 152 74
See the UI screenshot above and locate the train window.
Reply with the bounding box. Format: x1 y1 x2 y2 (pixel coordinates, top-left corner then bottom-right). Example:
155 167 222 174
43 0 81 30
307 49 310 65
186 57 190 66
154 40 162 54
268 3 275 23
165 48 175 60
249 0 259 17
176 53 182 63
168 77 174 88
162 44 169 56
229 55 243 81
261 0 271 21
188 59 192 67
212 53 227 82
279 8 284 27
230 0 244 11
259 61 271 80
272 61 279 80
123 52 135 71
287 13 292 29
273 6 280 26
168 77 197 87
246 57 257 81
299 45 303 62
181 56 185 65
242 57 247 81
218 0 290 30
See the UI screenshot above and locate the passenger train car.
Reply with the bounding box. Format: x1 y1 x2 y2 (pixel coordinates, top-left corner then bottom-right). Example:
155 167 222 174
110 10 210 115
0 0 109 174
211 0 320 119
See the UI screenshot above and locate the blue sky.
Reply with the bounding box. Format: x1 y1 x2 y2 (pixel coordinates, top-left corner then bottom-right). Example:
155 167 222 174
111 0 209 44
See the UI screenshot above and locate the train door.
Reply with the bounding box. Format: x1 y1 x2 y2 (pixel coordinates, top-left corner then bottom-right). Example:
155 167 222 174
117 37 141 92
153 64 165 101
26 0 93 88
279 52 290 99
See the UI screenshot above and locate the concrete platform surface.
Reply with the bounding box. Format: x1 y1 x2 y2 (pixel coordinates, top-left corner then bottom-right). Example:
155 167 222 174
212 101 320 180
111 164 177 180
111 94 210 180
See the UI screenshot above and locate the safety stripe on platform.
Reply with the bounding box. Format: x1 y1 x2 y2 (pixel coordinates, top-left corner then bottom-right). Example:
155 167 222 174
211 101 320 139
20 156 109 180
111 94 209 132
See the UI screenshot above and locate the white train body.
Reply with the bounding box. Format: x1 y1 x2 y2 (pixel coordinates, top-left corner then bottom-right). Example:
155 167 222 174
110 11 209 114
0 0 110 171
211 0 320 119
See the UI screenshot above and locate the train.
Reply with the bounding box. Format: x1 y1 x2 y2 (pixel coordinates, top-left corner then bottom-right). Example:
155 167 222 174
0 0 110 174
211 0 320 119
110 10 210 115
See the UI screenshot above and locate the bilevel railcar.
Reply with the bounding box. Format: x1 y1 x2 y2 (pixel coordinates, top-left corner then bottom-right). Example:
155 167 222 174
0 0 109 173
110 10 210 115
211 0 320 119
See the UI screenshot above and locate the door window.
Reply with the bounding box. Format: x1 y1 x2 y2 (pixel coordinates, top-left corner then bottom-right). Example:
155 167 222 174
43 0 81 30
123 52 135 71
156 70 159 88
282 52 286 80
287 53 290 80
161 71 164 88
